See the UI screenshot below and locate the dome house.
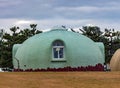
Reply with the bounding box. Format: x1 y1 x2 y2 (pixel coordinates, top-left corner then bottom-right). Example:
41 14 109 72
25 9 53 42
110 49 120 71
12 27 105 71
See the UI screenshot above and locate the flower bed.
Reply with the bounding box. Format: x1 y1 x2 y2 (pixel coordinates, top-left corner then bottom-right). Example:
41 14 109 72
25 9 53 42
14 63 104 72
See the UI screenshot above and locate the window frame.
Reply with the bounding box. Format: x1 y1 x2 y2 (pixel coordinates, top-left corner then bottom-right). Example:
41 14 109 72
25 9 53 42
52 40 66 61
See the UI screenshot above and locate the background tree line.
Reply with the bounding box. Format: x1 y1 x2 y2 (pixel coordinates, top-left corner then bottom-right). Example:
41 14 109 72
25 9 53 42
0 24 120 68
0 24 42 68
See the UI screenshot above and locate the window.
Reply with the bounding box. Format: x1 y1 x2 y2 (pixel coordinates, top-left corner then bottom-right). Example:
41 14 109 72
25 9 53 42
52 40 65 60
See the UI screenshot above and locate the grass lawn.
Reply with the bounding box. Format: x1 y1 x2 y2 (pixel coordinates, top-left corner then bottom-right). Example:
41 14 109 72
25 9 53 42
0 72 120 88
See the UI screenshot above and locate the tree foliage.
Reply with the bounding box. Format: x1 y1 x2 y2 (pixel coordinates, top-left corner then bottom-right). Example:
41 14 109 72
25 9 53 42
0 24 42 68
80 26 103 42
103 28 120 62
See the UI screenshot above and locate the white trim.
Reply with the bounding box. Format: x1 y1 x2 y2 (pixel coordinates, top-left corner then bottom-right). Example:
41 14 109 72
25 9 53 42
51 59 66 62
52 46 65 60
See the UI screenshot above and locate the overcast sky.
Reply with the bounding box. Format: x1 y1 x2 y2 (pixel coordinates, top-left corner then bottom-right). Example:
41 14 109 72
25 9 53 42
0 0 120 32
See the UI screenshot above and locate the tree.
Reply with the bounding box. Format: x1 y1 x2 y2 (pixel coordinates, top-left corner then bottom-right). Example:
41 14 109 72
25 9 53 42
80 26 103 42
103 29 120 63
0 29 4 67
0 24 42 68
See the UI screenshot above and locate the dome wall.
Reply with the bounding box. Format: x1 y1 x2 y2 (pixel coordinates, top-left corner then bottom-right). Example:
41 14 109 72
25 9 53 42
110 49 120 71
95 43 105 57
12 44 21 69
13 29 105 70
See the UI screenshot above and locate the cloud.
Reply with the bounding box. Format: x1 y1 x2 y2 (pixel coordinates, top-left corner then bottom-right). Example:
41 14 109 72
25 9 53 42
0 0 120 20
0 0 120 32
0 0 22 7
33 18 93 29
20 19 120 31
15 20 34 25
1 18 120 33
0 19 34 32
55 5 120 13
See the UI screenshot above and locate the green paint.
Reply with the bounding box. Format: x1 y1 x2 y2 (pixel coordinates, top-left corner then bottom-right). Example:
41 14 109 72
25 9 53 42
13 28 105 70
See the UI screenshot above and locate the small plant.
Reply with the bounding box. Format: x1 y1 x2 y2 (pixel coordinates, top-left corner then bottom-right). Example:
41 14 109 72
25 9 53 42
14 63 104 72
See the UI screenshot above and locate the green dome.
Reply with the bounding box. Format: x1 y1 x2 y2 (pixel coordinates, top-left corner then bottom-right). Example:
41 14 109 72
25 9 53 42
13 28 105 70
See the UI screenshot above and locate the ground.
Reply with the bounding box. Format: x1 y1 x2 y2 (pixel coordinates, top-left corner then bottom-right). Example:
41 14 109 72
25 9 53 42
0 72 120 88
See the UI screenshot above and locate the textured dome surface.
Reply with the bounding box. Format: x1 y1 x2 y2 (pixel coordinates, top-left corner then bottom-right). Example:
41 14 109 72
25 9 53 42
13 29 104 70
110 49 120 71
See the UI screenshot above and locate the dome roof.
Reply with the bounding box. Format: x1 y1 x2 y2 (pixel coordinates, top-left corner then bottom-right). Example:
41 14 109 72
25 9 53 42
13 28 104 69
110 49 120 71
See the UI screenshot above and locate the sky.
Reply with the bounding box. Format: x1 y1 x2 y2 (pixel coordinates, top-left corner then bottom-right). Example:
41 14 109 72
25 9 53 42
0 0 120 32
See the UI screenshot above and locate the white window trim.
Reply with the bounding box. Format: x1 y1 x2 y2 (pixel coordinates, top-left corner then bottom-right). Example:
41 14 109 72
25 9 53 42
52 46 66 61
